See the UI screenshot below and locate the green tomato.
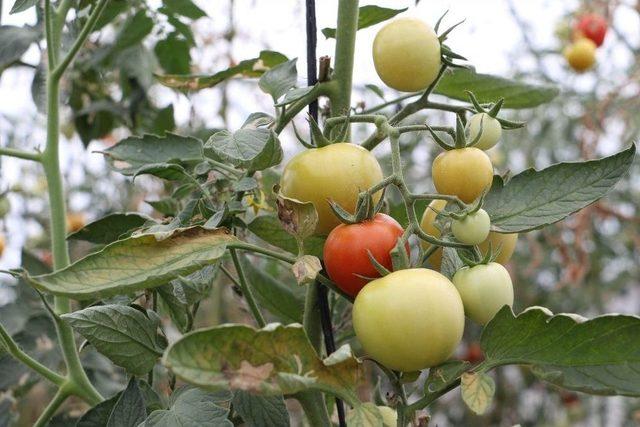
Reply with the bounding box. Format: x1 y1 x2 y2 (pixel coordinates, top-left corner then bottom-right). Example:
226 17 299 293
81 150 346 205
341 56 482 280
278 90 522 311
468 113 502 150
280 143 383 235
372 18 441 92
353 268 465 372
452 262 514 325
451 208 491 245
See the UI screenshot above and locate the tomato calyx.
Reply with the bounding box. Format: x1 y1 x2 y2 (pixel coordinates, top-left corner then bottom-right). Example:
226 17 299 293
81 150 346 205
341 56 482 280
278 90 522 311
465 91 526 132
434 11 468 69
328 187 386 225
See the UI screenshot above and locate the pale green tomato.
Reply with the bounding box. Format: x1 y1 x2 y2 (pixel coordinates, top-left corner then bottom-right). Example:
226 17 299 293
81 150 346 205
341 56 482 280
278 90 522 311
468 113 502 150
453 262 514 325
280 143 383 235
372 18 441 92
353 268 465 372
452 208 491 245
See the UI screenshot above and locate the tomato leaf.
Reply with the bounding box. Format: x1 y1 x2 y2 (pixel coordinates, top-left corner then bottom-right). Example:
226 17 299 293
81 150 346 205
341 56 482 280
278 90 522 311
460 372 495 415
484 145 636 232
0 25 41 69
231 391 290 427
24 228 236 300
205 128 282 171
163 323 362 405
247 215 325 258
67 213 154 244
106 379 148 427
162 0 207 20
139 387 232 427
423 360 470 395
100 133 204 176
62 305 165 375
482 306 640 396
156 50 288 91
435 68 559 109
259 59 298 102
9 0 38 14
321 6 407 39
242 261 305 324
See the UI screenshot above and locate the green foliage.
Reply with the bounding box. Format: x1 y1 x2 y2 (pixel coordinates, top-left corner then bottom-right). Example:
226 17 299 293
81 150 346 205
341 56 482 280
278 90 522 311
321 5 407 38
435 68 560 108
25 228 235 300
482 307 640 396
484 145 636 232
62 305 165 375
164 324 362 405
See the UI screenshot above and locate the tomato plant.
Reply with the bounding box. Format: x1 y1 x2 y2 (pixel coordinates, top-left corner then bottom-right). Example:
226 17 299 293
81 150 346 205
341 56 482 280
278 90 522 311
452 262 514 325
372 17 441 92
352 268 465 372
324 213 407 297
0 1 637 426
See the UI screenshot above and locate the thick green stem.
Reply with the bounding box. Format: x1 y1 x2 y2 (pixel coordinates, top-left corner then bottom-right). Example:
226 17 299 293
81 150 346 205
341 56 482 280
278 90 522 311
296 391 333 426
329 0 359 133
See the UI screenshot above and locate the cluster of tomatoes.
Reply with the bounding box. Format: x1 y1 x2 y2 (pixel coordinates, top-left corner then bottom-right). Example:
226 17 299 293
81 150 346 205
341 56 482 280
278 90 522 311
280 17 516 373
563 13 608 73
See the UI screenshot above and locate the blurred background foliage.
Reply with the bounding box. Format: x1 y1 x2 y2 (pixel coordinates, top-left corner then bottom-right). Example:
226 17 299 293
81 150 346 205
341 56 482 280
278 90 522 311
0 0 638 425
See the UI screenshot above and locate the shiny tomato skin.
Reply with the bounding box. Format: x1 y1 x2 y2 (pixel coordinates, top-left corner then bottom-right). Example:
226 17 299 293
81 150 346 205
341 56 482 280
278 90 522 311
468 112 502 150
324 214 407 297
452 262 514 325
373 18 441 92
432 148 494 203
280 143 384 235
353 268 465 372
574 14 607 47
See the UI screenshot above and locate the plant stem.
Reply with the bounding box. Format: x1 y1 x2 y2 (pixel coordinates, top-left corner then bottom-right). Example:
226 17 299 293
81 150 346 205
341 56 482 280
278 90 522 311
0 147 41 162
329 0 359 133
33 387 70 427
229 249 266 327
0 324 66 386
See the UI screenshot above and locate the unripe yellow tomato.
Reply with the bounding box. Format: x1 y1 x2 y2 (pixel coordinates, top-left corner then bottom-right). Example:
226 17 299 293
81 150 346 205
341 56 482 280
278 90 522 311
372 18 441 92
468 113 502 151
563 38 596 72
419 200 518 269
432 148 493 203
453 262 514 325
280 143 383 235
353 268 464 372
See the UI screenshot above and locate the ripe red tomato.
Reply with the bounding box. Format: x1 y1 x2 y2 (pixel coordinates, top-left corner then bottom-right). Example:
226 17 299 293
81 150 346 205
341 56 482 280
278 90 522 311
323 213 407 297
574 14 607 47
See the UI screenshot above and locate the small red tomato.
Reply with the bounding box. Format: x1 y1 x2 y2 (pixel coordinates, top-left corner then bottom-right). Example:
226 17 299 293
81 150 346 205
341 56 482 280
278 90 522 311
464 342 484 364
323 213 408 297
574 14 607 47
